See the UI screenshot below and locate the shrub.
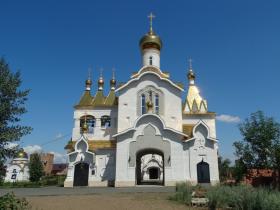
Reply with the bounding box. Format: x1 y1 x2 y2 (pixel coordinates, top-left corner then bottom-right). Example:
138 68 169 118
40 175 66 186
0 181 41 188
0 192 31 210
169 182 193 205
206 185 232 210
206 185 280 210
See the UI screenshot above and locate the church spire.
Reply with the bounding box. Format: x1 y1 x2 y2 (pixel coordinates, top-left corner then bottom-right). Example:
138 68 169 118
85 67 92 91
184 58 208 113
110 68 116 90
139 13 162 68
98 68 104 91
187 58 196 85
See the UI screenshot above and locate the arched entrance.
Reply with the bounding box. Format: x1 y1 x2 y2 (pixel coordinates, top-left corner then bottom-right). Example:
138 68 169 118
197 160 210 183
74 162 89 186
136 149 164 185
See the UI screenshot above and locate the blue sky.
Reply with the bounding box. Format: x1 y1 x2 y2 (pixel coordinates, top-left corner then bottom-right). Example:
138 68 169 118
1 0 280 162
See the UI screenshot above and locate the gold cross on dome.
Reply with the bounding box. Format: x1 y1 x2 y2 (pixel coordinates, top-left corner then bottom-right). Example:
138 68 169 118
148 12 155 32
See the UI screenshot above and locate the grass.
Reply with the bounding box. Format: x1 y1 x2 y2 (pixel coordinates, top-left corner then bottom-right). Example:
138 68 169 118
171 182 280 210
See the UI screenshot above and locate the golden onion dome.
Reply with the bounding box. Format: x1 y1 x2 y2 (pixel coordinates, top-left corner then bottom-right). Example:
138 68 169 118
139 30 162 51
98 77 104 85
15 149 28 159
85 79 92 86
110 78 116 86
187 69 196 81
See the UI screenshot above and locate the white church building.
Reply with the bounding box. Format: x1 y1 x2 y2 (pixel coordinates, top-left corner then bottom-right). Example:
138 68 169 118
64 14 219 187
4 149 29 182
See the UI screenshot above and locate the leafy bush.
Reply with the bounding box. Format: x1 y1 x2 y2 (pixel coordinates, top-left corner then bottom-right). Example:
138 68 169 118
0 192 31 210
0 175 66 188
40 175 66 186
169 182 193 205
0 181 41 188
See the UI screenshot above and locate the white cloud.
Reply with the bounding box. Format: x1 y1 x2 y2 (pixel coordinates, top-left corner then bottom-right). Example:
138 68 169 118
4 142 18 149
49 151 67 163
216 114 241 123
23 145 43 154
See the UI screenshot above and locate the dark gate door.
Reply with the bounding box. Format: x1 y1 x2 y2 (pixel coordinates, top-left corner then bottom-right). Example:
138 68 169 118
74 162 89 186
197 161 210 183
149 167 159 179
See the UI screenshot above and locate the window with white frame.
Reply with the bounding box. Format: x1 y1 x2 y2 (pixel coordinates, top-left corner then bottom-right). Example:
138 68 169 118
138 87 162 116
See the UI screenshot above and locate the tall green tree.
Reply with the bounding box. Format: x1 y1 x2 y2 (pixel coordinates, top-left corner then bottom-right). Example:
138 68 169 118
29 153 43 182
0 57 32 180
233 111 280 188
218 156 232 182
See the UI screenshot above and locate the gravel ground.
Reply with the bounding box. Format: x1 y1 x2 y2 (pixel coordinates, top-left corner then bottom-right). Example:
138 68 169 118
27 193 190 210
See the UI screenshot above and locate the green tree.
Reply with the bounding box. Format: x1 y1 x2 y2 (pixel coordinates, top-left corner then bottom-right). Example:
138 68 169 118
218 156 232 182
0 57 32 180
29 153 43 182
233 111 280 188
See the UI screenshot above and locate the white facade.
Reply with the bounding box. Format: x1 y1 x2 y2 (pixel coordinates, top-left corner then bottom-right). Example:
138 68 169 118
64 22 220 187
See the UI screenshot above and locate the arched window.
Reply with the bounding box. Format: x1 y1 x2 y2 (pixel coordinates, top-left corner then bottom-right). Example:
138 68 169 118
80 115 95 133
149 56 153 65
101 115 111 128
141 94 146 115
155 94 159 114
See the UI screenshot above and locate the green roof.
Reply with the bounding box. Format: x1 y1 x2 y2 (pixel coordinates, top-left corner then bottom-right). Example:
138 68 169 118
75 91 93 108
75 89 118 109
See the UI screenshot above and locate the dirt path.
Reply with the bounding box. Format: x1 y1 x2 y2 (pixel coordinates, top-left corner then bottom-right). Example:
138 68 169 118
27 192 189 210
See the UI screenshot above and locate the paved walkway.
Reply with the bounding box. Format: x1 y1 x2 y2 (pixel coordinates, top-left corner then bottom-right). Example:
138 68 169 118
0 186 175 197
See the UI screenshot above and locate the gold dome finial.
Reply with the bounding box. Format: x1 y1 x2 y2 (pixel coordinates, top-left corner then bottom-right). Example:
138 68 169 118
16 148 28 159
148 12 155 34
187 58 196 83
110 68 116 90
139 13 162 51
85 67 92 91
98 68 104 91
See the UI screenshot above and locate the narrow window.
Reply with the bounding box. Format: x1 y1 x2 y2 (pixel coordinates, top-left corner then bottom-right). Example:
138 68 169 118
155 94 159 114
149 56 153 65
101 115 111 128
141 94 146 114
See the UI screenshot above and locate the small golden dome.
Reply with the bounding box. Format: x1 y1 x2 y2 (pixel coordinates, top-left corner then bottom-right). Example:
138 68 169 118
85 79 92 86
188 69 196 81
110 78 116 86
139 31 162 51
98 77 104 85
15 149 28 159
